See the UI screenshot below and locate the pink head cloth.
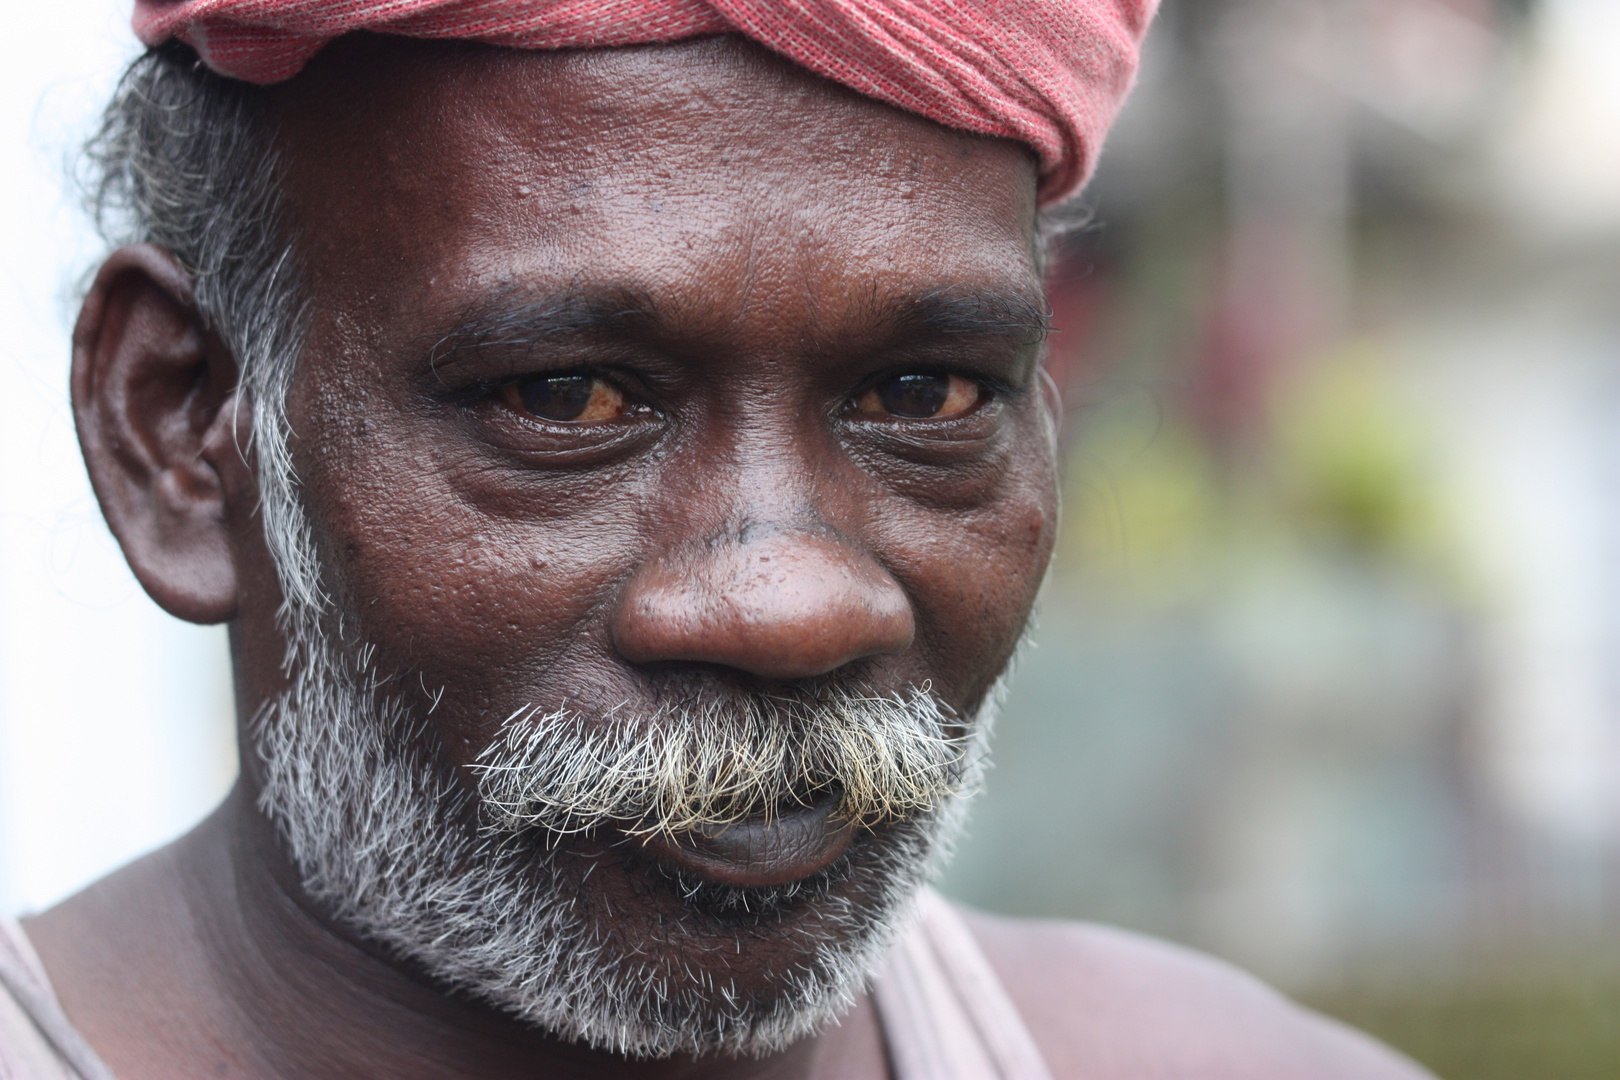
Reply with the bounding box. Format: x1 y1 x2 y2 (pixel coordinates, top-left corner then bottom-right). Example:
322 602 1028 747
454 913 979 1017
132 0 1158 206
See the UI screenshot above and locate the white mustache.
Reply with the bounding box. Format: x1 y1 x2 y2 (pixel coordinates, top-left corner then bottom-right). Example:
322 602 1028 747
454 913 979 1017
474 684 970 840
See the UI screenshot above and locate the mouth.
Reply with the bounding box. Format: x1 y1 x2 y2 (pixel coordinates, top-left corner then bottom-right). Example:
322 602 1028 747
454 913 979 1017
635 791 857 889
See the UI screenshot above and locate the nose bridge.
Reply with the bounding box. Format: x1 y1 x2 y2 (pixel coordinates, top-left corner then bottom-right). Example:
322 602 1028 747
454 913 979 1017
612 484 915 681
670 379 846 554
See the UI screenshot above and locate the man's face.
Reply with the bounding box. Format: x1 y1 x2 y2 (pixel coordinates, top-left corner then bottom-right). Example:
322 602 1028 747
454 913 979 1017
238 34 1056 1056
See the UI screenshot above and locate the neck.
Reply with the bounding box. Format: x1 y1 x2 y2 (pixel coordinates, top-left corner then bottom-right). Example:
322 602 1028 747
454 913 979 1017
26 784 884 1080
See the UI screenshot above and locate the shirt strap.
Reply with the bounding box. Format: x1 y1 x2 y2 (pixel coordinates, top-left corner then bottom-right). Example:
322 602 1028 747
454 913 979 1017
872 888 1055 1080
0 918 118 1080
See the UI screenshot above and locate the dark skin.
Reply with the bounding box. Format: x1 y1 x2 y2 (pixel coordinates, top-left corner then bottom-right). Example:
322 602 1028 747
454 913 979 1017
32 35 1049 1080
26 33 1432 1080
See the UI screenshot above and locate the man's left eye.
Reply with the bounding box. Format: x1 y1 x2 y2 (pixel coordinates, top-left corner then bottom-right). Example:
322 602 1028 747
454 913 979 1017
501 373 630 423
854 373 983 419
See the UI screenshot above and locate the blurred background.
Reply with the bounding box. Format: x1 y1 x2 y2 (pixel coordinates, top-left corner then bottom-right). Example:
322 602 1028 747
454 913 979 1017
1 1 1616 1076
0 3 238 918
942 0 1620 1075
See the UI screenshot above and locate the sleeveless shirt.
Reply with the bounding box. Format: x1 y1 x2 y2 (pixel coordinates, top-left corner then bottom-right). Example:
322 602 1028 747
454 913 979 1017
0 888 1050 1080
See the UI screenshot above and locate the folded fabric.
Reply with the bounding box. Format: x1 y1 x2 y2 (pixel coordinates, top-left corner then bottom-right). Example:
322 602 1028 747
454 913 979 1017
132 0 1158 204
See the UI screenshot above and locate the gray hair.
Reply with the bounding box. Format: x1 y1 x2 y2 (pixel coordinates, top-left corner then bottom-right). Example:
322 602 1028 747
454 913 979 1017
82 42 319 612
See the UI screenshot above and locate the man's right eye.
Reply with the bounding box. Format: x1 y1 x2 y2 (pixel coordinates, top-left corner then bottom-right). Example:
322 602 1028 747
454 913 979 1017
501 373 631 423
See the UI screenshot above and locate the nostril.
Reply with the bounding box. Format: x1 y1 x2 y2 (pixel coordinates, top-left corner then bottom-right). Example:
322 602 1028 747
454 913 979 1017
612 534 915 681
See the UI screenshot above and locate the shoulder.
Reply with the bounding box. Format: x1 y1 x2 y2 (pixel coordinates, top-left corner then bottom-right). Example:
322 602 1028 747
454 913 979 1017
956 905 1434 1080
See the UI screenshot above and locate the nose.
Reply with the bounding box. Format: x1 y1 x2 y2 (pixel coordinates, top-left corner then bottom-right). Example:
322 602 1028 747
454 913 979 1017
612 529 916 681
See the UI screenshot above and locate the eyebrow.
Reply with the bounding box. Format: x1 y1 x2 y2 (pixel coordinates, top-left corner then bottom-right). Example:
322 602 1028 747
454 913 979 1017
878 287 1051 345
428 281 1049 373
429 286 659 371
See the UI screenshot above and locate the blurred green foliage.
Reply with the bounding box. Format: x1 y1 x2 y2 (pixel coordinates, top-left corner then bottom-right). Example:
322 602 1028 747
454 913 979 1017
971 6 1615 1074
1275 348 1442 561
1056 342 1463 600
1307 962 1620 1080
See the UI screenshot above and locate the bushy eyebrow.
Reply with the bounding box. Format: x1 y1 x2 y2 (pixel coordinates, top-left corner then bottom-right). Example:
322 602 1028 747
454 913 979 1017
430 286 659 369
427 281 1049 373
879 287 1050 345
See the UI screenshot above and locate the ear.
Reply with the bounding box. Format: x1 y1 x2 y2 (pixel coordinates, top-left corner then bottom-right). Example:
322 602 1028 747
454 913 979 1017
73 244 250 624
1038 364 1065 447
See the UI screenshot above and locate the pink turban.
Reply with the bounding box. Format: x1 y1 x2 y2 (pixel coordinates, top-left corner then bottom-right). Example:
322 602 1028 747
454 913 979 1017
132 0 1158 205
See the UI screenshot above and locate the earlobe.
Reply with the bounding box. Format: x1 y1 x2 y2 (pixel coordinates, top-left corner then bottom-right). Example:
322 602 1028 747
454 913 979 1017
73 244 247 624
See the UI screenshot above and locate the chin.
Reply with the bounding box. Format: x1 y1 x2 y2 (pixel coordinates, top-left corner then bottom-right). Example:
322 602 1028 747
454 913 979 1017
281 752 957 1057
478 818 946 1056
253 652 981 1057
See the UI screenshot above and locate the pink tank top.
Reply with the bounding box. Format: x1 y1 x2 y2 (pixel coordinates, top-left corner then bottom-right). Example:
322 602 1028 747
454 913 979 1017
0 917 116 1080
0 890 1050 1080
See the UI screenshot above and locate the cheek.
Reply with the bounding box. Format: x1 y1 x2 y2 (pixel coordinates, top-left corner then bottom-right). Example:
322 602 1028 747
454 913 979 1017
873 446 1057 699
295 419 646 737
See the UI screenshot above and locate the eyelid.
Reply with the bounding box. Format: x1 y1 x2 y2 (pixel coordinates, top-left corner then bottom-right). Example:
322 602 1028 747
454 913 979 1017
472 371 666 465
501 374 617 423
428 345 654 402
499 366 645 403
484 368 664 437
848 369 997 421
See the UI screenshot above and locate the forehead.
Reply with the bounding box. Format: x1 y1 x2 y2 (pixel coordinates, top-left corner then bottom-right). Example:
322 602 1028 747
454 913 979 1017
270 35 1042 337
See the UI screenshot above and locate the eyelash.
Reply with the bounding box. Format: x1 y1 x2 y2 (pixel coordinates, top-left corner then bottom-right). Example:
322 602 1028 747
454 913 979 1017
452 370 632 408
851 369 1018 406
463 366 1017 420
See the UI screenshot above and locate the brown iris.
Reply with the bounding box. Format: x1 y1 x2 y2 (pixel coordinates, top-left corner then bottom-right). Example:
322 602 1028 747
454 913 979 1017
855 373 982 419
502 374 629 422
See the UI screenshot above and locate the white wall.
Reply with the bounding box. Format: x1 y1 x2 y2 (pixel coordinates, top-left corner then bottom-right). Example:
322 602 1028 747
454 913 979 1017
0 1 237 916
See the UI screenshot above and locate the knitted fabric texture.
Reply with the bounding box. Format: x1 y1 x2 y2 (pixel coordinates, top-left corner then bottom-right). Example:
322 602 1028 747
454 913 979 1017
133 0 1158 204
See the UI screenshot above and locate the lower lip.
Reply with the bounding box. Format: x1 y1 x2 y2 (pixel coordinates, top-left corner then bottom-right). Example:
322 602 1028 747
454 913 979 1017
637 795 856 888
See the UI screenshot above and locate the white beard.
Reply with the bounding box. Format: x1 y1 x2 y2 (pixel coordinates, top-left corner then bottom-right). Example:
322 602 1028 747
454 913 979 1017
247 478 998 1056
243 373 1003 1056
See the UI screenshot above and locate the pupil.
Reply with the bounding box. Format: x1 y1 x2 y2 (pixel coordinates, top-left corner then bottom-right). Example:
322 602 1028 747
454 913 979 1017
519 375 594 421
878 373 950 418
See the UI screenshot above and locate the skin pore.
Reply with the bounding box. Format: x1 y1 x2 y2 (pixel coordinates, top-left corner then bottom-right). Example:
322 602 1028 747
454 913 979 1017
29 33 1055 1080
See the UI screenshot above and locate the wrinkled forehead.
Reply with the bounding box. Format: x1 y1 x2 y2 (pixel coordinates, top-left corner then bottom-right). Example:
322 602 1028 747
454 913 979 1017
266 34 1042 338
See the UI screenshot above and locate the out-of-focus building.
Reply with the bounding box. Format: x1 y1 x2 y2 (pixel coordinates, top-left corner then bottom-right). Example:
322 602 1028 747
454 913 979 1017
944 0 1620 1068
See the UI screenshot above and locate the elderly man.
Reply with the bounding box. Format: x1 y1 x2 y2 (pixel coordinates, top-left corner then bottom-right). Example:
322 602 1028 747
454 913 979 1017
0 2 1431 1077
